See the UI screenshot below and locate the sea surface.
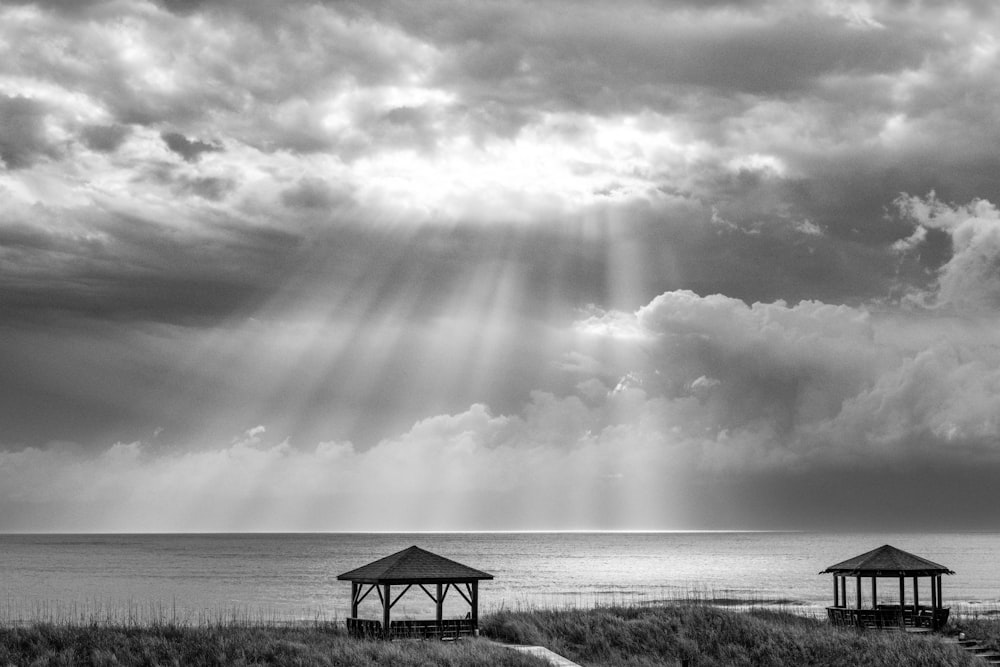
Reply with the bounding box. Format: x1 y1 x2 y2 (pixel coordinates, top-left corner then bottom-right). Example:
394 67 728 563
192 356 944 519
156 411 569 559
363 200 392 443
1 532 998 623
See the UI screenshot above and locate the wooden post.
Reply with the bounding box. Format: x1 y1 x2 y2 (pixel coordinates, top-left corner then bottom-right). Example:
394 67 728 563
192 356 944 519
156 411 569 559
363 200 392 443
840 576 846 608
913 577 919 612
856 576 862 609
471 581 479 630
436 583 443 624
872 577 877 608
383 584 391 638
931 576 937 609
833 575 839 607
937 576 943 609
899 575 905 628
351 582 359 618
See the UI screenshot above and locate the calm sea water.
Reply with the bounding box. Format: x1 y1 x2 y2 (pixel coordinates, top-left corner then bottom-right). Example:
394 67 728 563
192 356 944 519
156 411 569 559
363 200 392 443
1 532 998 623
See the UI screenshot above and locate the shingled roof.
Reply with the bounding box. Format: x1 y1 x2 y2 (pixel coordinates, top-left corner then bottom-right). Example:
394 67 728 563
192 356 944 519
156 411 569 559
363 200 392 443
820 544 954 577
336 546 494 584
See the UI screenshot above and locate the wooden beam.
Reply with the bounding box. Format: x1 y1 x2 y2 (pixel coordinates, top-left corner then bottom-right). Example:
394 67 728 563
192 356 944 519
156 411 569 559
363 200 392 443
872 577 877 608
455 583 472 606
856 576 862 610
351 582 358 618
833 575 839 607
840 576 846 608
418 584 436 603
357 584 376 607
899 576 905 610
390 584 411 609
937 576 943 610
913 577 919 611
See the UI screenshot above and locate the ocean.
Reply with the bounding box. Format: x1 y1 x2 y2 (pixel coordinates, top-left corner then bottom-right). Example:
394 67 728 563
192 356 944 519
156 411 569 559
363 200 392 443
1 532 998 624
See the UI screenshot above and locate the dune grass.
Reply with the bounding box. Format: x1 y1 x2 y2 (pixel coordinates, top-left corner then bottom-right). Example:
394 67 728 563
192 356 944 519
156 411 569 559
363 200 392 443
0 603 989 666
0 622 548 667
951 614 1000 654
482 604 980 667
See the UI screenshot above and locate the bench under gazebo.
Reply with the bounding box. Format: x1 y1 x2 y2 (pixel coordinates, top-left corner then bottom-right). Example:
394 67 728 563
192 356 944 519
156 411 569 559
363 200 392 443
820 544 954 631
337 545 493 639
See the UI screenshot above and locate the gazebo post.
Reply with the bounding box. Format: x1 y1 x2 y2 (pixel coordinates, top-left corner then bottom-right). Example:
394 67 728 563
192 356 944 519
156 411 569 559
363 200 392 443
840 576 846 608
351 582 359 618
383 584 391 637
833 575 839 607
436 583 443 624
856 576 862 609
471 581 479 630
872 577 877 608
899 575 905 610
937 576 943 609
913 576 919 611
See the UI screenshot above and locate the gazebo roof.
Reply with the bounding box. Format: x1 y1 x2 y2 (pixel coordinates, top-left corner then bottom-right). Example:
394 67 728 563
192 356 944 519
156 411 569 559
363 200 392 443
336 546 494 584
820 544 954 577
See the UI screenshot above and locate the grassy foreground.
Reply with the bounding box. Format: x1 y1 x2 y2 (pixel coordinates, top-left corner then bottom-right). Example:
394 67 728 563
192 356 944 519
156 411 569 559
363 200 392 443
482 604 985 667
3 605 999 666
0 623 547 667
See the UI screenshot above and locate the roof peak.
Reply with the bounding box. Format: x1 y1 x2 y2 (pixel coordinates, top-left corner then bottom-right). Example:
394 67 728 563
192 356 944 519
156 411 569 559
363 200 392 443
820 543 954 576
337 545 494 583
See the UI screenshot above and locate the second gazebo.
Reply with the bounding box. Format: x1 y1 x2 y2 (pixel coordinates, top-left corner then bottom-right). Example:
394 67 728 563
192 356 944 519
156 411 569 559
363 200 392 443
820 544 954 630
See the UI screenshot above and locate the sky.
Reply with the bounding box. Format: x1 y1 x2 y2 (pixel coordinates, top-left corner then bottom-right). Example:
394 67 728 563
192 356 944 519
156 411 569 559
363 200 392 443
3 0 1000 532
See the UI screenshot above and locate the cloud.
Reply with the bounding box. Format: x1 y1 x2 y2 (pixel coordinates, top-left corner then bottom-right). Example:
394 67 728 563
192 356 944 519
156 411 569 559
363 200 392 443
5 1 1000 531
80 124 130 152
161 132 222 162
0 95 57 168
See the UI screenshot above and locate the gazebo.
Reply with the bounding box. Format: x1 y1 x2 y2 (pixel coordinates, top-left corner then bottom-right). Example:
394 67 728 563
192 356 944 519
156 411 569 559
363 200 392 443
820 544 954 630
337 545 494 639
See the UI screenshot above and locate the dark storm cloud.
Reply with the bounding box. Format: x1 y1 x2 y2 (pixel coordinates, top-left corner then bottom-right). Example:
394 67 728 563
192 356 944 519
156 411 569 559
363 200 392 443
0 95 57 168
80 124 130 153
160 132 222 162
0 200 300 326
360 0 937 107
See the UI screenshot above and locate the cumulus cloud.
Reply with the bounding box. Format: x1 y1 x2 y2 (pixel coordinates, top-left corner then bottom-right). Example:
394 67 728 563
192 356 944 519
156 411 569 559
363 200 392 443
896 193 1000 309
0 398 687 532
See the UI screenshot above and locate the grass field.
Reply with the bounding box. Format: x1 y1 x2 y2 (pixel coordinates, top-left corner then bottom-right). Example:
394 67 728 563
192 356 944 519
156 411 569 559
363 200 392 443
3 603 999 666
482 604 990 667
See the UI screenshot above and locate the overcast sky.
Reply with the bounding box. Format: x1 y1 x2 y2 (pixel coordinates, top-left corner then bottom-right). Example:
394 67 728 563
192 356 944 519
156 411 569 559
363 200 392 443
3 0 1000 532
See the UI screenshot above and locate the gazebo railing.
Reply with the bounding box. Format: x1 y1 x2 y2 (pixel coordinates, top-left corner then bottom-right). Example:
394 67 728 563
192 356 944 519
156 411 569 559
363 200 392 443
826 606 950 630
346 617 475 639
346 618 384 638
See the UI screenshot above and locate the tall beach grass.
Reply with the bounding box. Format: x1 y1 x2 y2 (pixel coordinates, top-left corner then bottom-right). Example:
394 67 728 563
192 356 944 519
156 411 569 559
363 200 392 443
1 591 996 666
484 603 982 667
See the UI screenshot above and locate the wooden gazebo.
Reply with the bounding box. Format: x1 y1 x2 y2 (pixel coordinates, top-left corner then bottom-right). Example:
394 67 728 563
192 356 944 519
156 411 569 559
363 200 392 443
337 545 493 639
820 544 954 630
